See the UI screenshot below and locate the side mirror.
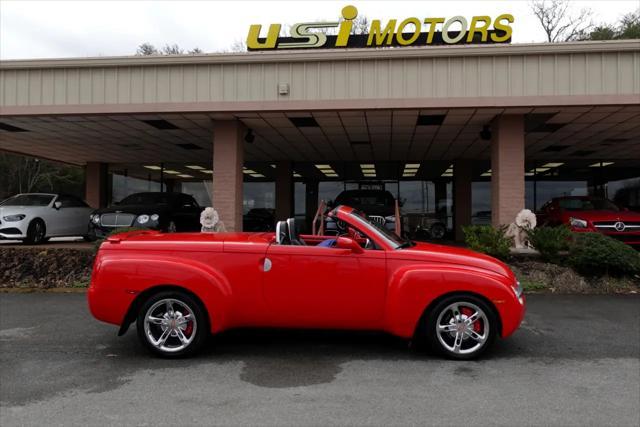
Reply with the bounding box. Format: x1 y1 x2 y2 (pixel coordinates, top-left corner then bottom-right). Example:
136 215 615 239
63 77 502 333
54 201 62 210
335 236 363 254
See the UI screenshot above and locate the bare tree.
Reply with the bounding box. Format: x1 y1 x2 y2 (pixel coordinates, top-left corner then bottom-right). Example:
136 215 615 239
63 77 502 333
227 39 247 52
135 42 158 56
135 43 204 55
530 0 593 42
161 44 184 55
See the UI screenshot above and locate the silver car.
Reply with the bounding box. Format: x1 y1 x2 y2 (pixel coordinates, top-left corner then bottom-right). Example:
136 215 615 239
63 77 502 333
0 193 94 244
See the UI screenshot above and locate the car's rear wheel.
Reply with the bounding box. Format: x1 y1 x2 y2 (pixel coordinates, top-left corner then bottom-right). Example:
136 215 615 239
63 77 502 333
136 291 207 358
419 294 497 360
23 219 46 244
429 223 446 240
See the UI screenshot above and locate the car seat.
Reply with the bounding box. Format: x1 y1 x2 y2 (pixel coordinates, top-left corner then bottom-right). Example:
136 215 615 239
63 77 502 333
286 218 306 246
275 220 290 245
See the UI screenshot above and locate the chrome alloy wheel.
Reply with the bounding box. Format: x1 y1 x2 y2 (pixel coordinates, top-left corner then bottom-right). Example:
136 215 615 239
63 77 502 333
436 302 489 355
143 298 197 353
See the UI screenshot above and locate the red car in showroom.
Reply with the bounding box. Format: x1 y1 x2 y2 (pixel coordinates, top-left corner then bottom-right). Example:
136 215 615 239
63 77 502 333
538 196 640 245
88 206 525 360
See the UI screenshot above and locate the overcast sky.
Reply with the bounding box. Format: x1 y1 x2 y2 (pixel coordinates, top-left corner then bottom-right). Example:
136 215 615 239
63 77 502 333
1 0 638 60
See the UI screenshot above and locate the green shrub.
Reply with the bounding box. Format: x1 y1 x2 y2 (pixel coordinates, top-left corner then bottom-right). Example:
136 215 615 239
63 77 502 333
527 225 572 262
568 232 640 276
462 225 512 260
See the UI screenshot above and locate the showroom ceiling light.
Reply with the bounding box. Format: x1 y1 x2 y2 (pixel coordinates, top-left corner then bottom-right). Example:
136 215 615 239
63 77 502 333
293 172 302 178
534 167 550 173
403 163 420 177
481 169 492 177
250 173 265 178
163 170 180 175
143 165 162 170
201 170 213 174
360 163 376 177
316 164 338 177
589 162 615 167
177 174 193 178
542 162 564 168
243 168 257 174
441 165 454 177
186 165 205 170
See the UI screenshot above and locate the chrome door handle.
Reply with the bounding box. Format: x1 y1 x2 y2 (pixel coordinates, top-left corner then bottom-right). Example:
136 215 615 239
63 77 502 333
263 258 272 272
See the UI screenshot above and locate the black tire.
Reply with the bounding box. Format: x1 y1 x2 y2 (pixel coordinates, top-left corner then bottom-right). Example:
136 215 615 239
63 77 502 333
83 233 97 242
23 219 46 244
417 294 498 360
136 290 208 358
429 223 446 240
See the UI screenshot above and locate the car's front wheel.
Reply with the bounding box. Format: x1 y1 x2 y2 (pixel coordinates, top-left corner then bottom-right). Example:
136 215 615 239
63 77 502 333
23 219 46 244
419 294 497 360
136 291 208 358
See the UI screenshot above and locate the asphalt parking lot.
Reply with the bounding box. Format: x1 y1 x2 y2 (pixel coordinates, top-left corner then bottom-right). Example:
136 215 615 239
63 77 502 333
0 293 638 427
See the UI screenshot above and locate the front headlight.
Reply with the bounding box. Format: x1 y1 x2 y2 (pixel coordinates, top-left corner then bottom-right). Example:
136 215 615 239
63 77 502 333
513 280 523 299
150 214 159 222
569 217 588 228
3 214 26 222
91 215 100 224
137 214 150 224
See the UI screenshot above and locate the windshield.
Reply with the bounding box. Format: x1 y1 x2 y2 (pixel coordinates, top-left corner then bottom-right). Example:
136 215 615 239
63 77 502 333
558 198 620 211
348 208 410 249
0 194 54 207
336 192 394 207
119 193 172 205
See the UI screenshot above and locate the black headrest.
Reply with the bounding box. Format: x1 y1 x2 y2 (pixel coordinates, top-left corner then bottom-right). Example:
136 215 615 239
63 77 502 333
287 218 305 246
276 220 290 245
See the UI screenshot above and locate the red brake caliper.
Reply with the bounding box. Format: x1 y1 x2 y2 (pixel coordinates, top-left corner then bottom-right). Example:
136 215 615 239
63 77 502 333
184 321 193 336
461 307 482 333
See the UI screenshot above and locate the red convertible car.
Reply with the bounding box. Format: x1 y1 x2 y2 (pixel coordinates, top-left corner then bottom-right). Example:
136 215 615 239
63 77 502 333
538 196 640 245
88 206 525 359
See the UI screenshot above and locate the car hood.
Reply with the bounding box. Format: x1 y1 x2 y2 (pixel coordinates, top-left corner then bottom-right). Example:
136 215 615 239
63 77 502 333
0 206 42 216
390 242 515 279
93 204 173 215
560 210 640 222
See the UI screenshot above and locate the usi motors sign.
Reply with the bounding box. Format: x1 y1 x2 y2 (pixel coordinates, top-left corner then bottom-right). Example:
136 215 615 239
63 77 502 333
247 5 513 51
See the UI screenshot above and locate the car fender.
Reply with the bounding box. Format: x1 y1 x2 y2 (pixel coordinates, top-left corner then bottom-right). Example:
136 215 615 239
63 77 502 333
90 254 232 333
383 264 519 339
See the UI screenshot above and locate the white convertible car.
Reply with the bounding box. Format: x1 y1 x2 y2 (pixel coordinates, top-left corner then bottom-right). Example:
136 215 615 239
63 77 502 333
0 193 94 244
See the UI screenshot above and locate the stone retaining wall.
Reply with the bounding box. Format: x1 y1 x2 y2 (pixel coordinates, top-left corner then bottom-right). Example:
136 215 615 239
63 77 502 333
0 247 94 288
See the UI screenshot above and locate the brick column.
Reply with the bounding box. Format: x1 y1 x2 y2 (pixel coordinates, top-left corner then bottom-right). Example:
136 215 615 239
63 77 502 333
275 161 294 221
85 162 108 208
454 159 473 241
491 115 525 227
212 120 245 231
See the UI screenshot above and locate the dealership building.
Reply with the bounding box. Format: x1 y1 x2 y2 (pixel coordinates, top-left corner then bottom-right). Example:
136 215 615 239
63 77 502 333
0 39 639 238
